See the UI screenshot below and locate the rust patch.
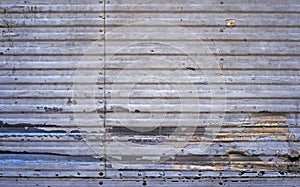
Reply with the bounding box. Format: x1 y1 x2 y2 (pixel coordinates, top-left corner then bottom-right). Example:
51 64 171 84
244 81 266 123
246 112 290 141
249 112 288 126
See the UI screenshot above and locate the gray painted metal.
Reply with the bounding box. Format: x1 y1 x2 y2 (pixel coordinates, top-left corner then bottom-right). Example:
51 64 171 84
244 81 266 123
0 0 299 186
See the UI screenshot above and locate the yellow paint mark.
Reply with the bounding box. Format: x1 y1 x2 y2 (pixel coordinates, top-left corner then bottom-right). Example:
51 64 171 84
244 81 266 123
225 19 236 27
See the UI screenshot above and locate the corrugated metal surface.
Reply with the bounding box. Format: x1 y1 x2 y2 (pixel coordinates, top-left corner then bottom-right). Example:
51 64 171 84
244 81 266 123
0 0 300 186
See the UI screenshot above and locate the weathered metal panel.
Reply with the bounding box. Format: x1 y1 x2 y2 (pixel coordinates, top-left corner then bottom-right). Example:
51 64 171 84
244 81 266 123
0 0 299 186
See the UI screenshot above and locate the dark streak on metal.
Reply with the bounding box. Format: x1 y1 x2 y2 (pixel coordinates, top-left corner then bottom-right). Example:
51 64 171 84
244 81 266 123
107 126 205 136
0 150 102 162
0 121 83 140
0 121 58 128
185 67 196 71
37 106 63 113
